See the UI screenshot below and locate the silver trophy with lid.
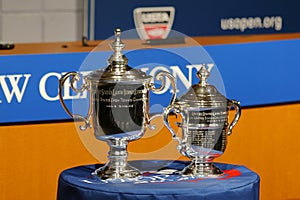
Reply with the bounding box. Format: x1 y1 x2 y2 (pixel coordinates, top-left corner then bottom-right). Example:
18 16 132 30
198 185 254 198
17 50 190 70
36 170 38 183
163 65 241 177
59 29 176 180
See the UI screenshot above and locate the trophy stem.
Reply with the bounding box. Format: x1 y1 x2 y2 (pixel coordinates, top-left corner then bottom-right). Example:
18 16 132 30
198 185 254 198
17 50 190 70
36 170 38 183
92 138 141 180
181 157 223 177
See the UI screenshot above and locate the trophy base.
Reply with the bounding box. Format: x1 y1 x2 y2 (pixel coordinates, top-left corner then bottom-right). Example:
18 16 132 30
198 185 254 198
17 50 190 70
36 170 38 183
181 161 223 178
92 163 141 181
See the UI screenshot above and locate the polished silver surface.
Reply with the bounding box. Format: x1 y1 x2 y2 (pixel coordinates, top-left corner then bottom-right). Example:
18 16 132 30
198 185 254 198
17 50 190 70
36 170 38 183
59 29 176 181
163 65 241 177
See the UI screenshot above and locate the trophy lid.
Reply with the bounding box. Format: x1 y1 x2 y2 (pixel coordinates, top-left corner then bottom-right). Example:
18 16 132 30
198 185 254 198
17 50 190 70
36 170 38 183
86 29 151 83
177 65 227 107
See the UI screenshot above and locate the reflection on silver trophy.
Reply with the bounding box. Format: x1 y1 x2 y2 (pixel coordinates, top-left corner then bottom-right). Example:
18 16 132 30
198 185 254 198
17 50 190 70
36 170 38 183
164 65 241 177
58 29 176 181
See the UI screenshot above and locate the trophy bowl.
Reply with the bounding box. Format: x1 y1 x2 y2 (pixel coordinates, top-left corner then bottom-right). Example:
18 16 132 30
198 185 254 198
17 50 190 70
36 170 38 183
58 29 176 181
163 65 241 177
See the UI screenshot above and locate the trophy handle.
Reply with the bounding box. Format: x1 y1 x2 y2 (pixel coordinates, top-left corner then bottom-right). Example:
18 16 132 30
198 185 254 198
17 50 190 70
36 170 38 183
227 99 241 135
148 71 177 125
163 105 181 144
59 72 92 130
150 71 176 106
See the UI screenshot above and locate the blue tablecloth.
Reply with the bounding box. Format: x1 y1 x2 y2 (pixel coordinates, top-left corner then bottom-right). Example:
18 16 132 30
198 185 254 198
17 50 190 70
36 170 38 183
57 160 260 200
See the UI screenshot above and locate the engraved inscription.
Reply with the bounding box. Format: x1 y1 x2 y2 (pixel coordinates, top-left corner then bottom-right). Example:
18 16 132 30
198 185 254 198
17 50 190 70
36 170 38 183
94 83 147 135
189 109 227 125
188 129 216 149
187 128 226 151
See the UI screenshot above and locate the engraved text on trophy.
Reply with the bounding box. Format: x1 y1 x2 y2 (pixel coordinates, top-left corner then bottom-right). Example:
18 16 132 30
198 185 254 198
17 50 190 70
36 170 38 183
94 83 146 137
187 108 227 152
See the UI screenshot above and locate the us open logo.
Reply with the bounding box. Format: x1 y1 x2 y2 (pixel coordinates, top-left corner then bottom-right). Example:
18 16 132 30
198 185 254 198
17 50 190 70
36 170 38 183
133 7 175 40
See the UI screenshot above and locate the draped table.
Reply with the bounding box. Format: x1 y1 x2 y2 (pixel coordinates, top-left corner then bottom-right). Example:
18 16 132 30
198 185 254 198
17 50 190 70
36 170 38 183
57 160 260 200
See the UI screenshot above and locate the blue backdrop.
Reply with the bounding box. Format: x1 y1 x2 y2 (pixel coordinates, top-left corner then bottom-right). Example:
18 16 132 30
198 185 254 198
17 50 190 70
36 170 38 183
89 0 300 39
0 39 299 123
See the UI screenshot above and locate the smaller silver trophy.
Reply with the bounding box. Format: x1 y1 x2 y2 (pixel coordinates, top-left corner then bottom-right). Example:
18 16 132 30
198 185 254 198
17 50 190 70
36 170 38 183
163 65 241 177
59 29 176 181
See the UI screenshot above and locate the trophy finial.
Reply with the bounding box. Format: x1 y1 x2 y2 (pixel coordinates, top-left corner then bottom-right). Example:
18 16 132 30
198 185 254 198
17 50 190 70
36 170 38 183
108 28 128 64
115 28 121 38
197 64 210 86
